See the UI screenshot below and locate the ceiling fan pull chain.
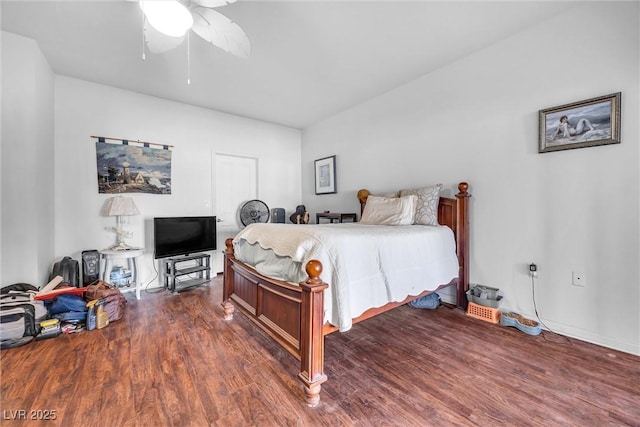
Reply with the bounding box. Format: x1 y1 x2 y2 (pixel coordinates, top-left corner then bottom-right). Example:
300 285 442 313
187 32 191 85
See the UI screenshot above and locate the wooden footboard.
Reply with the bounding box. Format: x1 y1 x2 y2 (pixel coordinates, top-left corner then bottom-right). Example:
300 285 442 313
222 182 470 406
222 240 328 406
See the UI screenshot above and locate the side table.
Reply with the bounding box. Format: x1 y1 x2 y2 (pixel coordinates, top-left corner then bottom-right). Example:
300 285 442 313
99 248 144 300
316 212 357 224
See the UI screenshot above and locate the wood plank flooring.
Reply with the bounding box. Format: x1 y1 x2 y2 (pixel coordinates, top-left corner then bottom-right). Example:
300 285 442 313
1 276 638 426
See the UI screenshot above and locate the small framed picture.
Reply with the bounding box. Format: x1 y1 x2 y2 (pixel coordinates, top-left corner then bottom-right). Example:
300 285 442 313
314 155 336 195
538 92 621 153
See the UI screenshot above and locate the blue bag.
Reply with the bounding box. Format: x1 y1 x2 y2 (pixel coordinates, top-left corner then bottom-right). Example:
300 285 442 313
47 294 88 315
408 292 440 309
53 311 87 323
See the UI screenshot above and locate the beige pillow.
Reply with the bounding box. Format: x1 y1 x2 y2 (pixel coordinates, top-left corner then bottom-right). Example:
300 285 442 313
399 184 442 225
360 195 417 226
373 191 399 198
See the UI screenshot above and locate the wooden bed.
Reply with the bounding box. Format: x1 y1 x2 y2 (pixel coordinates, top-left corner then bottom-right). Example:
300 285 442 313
222 182 470 406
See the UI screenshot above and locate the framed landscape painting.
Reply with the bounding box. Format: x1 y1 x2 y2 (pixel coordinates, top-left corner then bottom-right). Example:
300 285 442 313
314 155 336 195
538 92 621 153
95 138 172 194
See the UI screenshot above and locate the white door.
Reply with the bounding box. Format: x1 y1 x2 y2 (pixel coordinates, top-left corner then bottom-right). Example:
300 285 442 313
214 154 257 273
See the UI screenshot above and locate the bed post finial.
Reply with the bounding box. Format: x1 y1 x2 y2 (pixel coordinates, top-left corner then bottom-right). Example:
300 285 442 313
357 189 370 216
305 260 323 284
225 238 234 254
357 189 370 203
458 182 469 194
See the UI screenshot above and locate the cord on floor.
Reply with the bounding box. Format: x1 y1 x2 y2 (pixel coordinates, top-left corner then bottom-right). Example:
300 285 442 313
531 275 572 344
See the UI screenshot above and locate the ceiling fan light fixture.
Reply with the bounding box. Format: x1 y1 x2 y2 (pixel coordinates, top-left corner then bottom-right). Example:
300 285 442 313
140 0 194 38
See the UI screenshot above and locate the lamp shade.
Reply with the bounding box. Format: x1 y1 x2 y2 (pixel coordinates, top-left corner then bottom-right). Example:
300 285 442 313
102 196 140 217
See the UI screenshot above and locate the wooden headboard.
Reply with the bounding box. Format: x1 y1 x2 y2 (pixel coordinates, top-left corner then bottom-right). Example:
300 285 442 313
356 183 470 308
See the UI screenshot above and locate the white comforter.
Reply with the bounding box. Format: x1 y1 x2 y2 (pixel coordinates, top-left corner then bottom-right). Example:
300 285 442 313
233 223 459 332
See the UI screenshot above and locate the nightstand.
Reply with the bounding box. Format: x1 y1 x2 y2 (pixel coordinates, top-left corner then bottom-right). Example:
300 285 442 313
316 212 357 224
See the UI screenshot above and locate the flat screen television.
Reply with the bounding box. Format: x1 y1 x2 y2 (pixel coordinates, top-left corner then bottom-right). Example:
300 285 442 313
154 216 217 259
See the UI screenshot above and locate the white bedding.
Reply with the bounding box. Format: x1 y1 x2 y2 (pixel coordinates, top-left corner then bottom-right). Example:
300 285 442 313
233 223 459 332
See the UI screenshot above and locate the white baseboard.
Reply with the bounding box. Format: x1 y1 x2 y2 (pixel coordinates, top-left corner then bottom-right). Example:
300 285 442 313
494 305 640 356
533 317 640 356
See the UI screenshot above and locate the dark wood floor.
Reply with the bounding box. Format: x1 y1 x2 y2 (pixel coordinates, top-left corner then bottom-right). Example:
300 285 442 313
1 277 638 426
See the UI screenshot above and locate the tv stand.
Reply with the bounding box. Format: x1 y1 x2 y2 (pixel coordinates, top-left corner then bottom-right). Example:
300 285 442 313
162 253 211 294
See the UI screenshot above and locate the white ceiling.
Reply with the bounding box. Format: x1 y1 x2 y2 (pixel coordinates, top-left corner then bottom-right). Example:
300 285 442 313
1 1 567 129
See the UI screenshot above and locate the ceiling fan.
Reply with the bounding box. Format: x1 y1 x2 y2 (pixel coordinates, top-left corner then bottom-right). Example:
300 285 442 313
137 0 250 59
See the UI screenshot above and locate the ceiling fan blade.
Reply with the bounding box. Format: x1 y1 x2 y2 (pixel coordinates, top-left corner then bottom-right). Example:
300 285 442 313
144 20 185 54
191 7 251 59
192 0 237 7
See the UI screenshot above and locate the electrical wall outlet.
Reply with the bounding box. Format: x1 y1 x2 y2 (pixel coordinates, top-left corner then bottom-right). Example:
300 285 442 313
529 263 537 277
572 271 586 287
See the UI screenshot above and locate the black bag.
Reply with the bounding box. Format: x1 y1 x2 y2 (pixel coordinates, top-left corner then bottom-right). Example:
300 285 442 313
0 285 48 349
50 256 80 287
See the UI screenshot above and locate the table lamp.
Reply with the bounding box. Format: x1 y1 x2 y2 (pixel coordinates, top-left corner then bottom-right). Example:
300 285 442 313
102 196 140 251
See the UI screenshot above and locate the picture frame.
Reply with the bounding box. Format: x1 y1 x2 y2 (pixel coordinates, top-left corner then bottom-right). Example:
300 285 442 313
314 155 336 195
538 92 621 153
95 138 172 194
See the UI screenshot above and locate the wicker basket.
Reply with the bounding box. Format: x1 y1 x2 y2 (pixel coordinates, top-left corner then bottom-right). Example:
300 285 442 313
466 302 500 324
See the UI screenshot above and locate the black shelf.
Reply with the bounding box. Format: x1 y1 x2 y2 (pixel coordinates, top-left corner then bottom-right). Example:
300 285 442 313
162 253 211 294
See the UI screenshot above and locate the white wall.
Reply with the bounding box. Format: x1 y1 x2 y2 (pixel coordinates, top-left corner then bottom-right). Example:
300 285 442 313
54 76 302 288
0 28 3 286
0 28 3 285
301 2 639 355
1 32 55 286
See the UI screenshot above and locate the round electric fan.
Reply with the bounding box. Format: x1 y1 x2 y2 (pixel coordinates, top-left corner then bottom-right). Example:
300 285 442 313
239 199 270 226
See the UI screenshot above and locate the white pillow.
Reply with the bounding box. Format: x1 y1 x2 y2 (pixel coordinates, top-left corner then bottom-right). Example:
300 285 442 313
360 195 417 226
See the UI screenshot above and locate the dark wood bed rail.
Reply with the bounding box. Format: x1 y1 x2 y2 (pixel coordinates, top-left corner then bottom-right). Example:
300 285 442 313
222 182 470 407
